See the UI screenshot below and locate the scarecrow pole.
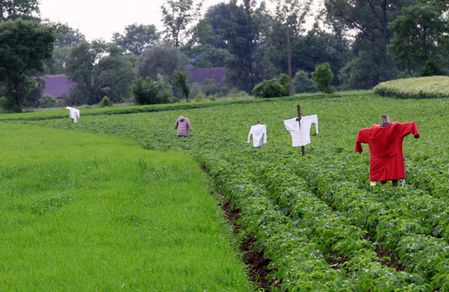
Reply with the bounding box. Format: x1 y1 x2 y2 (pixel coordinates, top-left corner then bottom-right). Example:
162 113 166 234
296 104 305 156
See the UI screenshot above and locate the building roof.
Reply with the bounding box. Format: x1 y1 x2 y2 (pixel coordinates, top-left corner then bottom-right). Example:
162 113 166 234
188 67 226 85
43 74 74 98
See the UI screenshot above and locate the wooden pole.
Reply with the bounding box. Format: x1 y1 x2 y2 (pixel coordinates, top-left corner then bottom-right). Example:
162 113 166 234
296 104 305 156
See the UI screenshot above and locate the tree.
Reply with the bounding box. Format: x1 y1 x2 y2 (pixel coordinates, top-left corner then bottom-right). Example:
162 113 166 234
271 0 311 95
47 22 86 48
161 0 202 48
131 76 172 105
137 46 188 80
113 24 159 55
66 42 136 104
312 62 335 93
186 18 232 67
173 70 190 101
43 22 86 74
324 0 413 88
389 3 449 75
0 0 39 21
0 19 54 111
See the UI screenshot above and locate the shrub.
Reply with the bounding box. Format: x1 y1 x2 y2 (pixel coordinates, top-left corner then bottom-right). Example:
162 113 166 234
293 70 317 93
252 74 289 98
194 92 205 102
312 63 336 94
173 70 190 101
38 95 57 108
131 77 170 105
99 96 113 107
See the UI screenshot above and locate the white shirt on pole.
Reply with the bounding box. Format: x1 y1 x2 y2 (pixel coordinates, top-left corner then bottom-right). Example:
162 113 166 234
248 124 267 147
66 106 80 123
284 115 319 147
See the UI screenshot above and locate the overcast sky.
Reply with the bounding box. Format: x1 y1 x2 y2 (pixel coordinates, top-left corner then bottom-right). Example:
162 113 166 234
40 0 321 41
39 0 232 41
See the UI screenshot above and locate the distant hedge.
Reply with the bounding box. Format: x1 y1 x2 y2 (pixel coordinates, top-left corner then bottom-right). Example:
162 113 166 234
374 76 449 99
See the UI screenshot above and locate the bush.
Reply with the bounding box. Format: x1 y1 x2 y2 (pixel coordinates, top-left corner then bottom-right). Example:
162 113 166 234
252 74 289 98
38 95 57 108
99 96 113 107
194 92 205 102
312 63 336 94
131 77 172 105
293 70 317 93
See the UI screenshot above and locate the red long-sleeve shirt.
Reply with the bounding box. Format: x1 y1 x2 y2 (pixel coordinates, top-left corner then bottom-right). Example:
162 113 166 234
355 122 419 182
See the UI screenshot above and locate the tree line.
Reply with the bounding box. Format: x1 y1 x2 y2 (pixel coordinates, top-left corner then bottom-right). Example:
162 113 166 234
0 0 448 112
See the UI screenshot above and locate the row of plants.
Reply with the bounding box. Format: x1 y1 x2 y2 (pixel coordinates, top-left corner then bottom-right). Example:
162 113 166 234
249 160 425 290
291 156 449 289
204 158 354 290
306 152 449 243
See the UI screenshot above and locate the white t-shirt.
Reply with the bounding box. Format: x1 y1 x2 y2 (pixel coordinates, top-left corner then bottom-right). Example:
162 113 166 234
248 124 267 147
66 106 80 123
284 115 319 147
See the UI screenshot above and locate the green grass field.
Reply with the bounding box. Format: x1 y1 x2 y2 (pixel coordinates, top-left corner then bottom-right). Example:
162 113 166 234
3 90 449 289
0 123 251 290
20 91 449 290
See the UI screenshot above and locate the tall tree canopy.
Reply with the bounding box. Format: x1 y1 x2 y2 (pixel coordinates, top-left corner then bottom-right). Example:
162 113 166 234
113 24 160 55
324 0 414 88
161 0 202 48
66 42 135 105
389 2 449 75
0 19 54 111
137 46 188 80
0 0 39 21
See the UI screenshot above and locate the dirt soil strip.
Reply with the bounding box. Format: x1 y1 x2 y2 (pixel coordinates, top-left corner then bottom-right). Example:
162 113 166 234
222 199 279 290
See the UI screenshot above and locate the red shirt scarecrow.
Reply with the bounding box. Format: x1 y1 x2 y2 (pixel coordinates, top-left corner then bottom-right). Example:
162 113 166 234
355 115 419 185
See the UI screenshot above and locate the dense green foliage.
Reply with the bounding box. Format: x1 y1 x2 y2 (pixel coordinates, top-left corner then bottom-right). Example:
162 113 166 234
0 19 54 112
131 77 171 105
0 123 251 290
112 24 159 55
66 42 135 104
388 3 449 76
374 76 449 99
173 70 190 101
312 63 335 94
22 91 449 289
253 74 289 98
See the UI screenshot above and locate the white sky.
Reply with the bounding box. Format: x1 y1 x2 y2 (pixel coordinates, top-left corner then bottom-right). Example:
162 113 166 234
39 0 231 41
39 0 321 41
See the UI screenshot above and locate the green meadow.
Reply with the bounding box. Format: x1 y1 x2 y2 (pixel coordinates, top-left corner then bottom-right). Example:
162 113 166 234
0 123 251 290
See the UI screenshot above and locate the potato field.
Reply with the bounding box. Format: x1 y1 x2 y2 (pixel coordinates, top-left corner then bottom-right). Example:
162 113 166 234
6 92 449 290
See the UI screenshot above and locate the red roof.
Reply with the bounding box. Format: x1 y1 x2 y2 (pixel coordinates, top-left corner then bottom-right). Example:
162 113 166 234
43 74 74 98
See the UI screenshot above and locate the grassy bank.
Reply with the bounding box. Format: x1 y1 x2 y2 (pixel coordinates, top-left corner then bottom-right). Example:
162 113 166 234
374 76 449 98
0 123 251 290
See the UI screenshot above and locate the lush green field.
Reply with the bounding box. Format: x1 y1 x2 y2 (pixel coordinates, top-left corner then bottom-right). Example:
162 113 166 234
0 123 251 290
0 90 370 121
23 92 449 290
374 76 449 99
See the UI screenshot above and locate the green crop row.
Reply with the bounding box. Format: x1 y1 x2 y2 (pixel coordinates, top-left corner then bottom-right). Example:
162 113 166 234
305 152 449 244
250 161 425 290
207 159 355 290
292 158 449 289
